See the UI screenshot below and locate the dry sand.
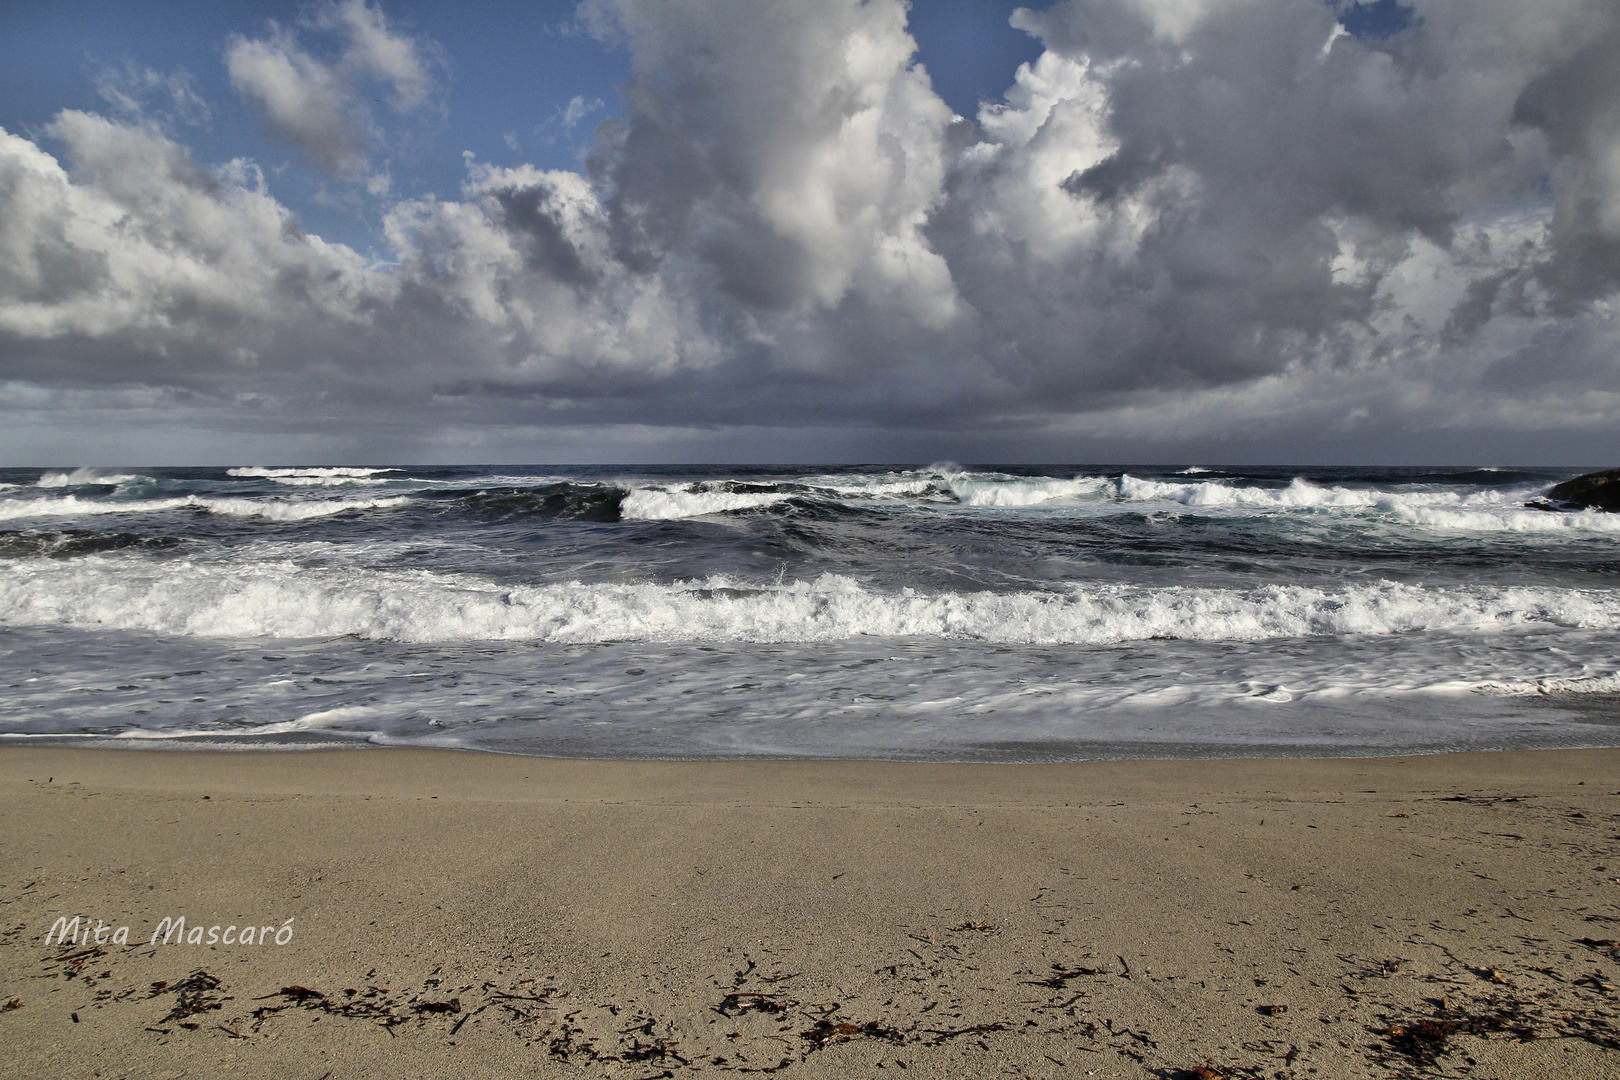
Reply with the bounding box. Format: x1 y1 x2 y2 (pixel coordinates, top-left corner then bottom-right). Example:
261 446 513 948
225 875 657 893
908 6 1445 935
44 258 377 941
2 745 1618 1079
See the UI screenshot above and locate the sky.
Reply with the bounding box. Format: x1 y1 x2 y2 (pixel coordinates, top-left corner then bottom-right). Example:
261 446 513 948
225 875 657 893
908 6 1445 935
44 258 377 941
1 0 1617 466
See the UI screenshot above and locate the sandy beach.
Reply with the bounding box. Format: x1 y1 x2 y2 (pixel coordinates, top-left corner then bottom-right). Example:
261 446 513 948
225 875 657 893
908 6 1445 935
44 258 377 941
2 746 1618 1079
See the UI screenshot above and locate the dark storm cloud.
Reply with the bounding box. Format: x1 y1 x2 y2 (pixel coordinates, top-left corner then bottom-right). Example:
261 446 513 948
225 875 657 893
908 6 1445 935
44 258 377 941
2 0 1620 461
1511 22 1620 311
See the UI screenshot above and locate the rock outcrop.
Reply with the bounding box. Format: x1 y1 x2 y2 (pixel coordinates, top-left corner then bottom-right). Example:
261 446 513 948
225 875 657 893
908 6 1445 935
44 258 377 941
1528 467 1620 511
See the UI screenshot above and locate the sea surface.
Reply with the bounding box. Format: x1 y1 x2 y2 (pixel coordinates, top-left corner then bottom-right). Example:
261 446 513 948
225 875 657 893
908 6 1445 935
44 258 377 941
2 463 1619 760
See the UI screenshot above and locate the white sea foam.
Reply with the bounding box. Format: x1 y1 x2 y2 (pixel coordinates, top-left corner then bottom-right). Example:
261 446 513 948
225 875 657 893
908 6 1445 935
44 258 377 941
816 477 942 499
185 495 412 521
4 558 1618 646
250 476 385 487
486 469 1611 532
1120 474 1390 507
1381 502 1620 532
227 466 394 478
947 476 1111 507
0 496 192 520
620 487 794 519
248 706 383 734
227 467 400 487
1476 672 1620 695
0 494 409 522
619 471 1110 516
37 468 149 488
1112 475 1620 532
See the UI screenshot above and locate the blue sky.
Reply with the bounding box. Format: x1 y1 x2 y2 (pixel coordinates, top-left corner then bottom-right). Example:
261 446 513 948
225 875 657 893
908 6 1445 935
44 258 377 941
3 1 628 246
1 1 1617 465
1 1 1046 256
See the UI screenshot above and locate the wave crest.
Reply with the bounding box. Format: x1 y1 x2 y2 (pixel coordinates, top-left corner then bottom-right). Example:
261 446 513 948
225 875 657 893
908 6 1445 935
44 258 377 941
3 561 1616 646
0 494 409 522
227 466 397 478
37 468 150 489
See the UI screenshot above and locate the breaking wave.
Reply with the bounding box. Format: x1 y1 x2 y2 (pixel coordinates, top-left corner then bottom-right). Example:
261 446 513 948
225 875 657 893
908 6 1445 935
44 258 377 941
227 466 397 478
3 463 1618 760
226 466 405 488
617 473 1103 519
0 494 410 522
3 559 1616 646
621 486 796 519
1113 474 1620 531
945 475 1110 507
37 468 151 488
11 468 1607 536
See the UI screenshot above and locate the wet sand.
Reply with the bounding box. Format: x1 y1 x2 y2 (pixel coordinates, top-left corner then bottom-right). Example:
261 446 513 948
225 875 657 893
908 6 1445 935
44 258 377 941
2 745 1618 1079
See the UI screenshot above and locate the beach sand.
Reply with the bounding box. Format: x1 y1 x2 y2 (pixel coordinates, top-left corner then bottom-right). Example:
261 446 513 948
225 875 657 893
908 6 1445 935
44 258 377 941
2 746 1618 1079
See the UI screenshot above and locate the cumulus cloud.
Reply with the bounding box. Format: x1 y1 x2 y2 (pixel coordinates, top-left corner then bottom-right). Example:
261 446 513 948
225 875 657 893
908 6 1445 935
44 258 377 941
934 0 1605 406
225 0 443 176
580 0 957 317
3 0 1620 461
3 116 334 335
0 110 408 408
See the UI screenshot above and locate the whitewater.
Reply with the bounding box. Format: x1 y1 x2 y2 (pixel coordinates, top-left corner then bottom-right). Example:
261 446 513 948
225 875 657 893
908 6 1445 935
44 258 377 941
2 463 1618 759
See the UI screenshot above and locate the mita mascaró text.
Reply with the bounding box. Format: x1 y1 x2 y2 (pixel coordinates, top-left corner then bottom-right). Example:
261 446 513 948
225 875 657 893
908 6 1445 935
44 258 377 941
45 915 295 948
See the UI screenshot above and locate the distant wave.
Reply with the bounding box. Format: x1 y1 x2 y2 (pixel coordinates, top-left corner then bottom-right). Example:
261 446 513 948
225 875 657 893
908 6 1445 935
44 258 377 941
37 468 152 488
227 466 398 478
0 494 409 522
1113 474 1619 532
4 468 1615 535
226 466 405 487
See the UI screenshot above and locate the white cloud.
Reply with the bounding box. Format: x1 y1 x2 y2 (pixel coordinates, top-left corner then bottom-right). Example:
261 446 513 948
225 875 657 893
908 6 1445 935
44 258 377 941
558 95 603 130
225 0 442 176
581 0 958 322
94 63 211 127
315 0 439 112
0 113 384 380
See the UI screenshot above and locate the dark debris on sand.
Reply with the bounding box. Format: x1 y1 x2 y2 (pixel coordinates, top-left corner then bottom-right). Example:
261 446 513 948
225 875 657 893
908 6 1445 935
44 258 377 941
26 899 1620 1078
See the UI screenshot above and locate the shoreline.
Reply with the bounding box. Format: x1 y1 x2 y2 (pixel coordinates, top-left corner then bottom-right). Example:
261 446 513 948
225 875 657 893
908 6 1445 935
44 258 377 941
8 719 1620 764
4 745 1618 1078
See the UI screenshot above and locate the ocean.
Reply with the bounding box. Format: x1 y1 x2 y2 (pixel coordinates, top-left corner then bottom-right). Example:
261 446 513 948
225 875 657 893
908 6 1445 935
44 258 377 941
2 463 1618 760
